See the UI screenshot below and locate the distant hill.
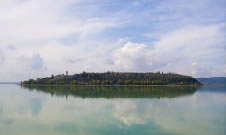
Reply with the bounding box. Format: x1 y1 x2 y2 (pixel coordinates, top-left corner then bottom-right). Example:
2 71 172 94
22 72 201 85
196 77 226 85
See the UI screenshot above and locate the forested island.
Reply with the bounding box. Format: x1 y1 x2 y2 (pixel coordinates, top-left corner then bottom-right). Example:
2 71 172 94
22 71 201 85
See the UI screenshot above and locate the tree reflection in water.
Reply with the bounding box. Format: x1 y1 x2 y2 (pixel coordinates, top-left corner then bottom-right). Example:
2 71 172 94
22 85 200 99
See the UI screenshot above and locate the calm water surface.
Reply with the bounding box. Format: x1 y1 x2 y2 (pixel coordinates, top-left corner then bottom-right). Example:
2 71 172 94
0 85 225 135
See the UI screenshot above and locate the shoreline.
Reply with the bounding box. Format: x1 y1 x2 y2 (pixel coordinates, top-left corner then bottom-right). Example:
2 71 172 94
20 84 202 87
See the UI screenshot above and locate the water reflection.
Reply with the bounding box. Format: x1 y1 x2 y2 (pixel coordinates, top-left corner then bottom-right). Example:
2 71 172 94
21 85 200 98
0 85 225 135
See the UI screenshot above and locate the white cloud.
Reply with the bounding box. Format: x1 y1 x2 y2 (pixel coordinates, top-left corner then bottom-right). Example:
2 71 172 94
0 0 127 44
110 24 225 77
0 0 224 81
110 42 150 72
113 100 146 126
150 24 225 77
0 0 128 81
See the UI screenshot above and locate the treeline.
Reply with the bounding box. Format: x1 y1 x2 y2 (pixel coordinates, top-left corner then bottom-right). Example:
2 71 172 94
22 72 201 85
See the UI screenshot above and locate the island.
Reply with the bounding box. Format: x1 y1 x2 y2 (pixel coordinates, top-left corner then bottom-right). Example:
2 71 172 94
22 71 201 85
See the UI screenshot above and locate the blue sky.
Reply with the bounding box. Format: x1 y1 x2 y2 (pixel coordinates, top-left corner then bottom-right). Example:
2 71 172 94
0 0 225 81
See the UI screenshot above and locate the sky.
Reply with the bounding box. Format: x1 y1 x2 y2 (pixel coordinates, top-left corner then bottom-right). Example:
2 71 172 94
0 0 225 81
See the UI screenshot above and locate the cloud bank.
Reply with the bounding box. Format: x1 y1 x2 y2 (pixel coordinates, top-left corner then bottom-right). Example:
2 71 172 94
0 0 225 81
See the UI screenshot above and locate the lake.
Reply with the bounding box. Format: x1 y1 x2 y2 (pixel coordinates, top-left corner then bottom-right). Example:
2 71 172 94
0 84 225 135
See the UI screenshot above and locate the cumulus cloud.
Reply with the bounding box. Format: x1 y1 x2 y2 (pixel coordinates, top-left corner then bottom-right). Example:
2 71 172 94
111 42 150 72
150 24 225 77
110 24 225 77
113 100 146 126
0 0 128 81
0 0 224 81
